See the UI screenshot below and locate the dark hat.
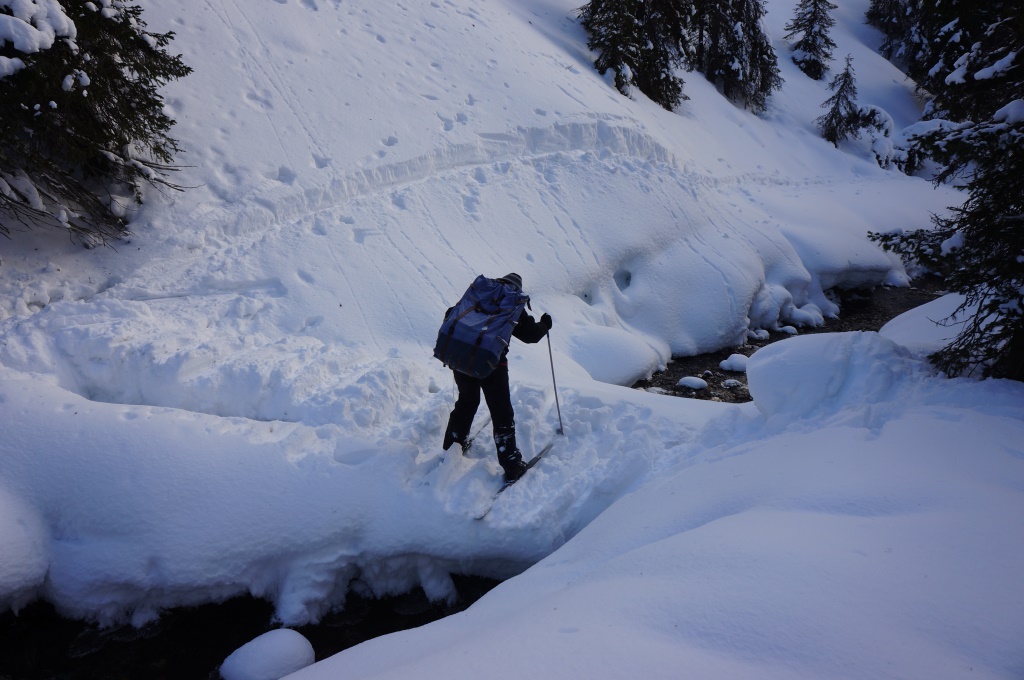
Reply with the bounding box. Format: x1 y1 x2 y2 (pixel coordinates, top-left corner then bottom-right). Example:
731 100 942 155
499 272 523 290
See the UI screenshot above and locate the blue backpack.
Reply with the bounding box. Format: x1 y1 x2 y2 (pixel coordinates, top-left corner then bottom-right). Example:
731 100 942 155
433 275 530 378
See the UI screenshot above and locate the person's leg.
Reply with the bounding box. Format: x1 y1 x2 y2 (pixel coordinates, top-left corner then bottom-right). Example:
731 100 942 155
443 370 481 451
481 365 525 479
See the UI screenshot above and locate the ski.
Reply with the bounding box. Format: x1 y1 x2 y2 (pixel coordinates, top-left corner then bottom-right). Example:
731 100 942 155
460 418 493 456
474 440 556 520
498 441 554 492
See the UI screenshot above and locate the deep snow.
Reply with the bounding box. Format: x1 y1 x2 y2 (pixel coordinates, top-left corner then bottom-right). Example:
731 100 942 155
1 0 1022 678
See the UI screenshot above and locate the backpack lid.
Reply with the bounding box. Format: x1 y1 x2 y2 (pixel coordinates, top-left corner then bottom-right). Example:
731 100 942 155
497 272 523 291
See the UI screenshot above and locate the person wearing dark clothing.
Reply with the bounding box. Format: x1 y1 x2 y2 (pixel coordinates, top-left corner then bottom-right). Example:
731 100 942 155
441 273 552 482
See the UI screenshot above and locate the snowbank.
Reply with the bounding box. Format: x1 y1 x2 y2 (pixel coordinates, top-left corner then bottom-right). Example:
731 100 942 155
747 331 915 420
880 293 967 358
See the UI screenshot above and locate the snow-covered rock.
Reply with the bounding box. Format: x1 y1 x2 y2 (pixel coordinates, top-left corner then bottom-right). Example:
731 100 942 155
719 353 748 372
677 376 709 390
220 629 315 680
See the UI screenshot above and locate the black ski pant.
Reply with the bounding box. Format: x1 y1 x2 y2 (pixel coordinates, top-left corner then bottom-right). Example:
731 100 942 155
445 365 520 464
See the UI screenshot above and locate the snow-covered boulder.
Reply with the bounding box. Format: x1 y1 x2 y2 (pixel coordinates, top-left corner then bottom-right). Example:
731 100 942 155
719 353 748 372
677 376 708 390
220 629 315 680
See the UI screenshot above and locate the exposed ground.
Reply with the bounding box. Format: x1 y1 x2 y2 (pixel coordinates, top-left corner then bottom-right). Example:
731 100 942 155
632 276 948 403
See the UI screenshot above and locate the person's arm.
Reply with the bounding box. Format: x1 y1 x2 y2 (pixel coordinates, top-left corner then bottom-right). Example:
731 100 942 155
512 312 552 344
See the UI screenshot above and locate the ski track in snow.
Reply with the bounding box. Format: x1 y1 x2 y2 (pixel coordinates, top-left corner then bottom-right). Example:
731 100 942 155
160 117 844 265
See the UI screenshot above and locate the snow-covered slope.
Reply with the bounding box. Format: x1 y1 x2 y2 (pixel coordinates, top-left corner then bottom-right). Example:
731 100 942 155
2 0 1021 678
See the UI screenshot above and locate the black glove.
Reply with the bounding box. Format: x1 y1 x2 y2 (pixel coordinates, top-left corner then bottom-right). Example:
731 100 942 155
540 313 553 330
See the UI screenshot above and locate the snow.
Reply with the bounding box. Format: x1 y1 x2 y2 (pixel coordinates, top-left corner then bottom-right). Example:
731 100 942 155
1 0 1021 678
747 331 915 420
880 293 967 359
0 0 76 78
220 629 315 680
677 376 708 390
720 352 749 372
291 359 1024 680
995 99 1024 125
975 51 1017 81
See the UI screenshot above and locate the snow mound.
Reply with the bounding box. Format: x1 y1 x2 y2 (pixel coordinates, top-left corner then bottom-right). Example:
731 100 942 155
677 376 708 390
747 332 915 419
880 293 967 359
719 353 748 372
220 628 315 680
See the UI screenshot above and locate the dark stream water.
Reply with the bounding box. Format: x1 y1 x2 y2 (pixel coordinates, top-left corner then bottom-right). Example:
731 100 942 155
0 575 500 679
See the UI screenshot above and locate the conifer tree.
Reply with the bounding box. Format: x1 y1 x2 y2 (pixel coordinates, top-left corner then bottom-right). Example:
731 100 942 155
636 0 695 108
692 0 783 113
580 0 780 113
784 0 838 80
868 5 1024 381
692 0 736 90
578 0 646 100
865 0 908 40
0 1 191 246
734 0 784 112
871 112 1024 380
578 0 692 110
864 0 1008 119
922 3 1021 123
912 1 989 93
815 55 860 145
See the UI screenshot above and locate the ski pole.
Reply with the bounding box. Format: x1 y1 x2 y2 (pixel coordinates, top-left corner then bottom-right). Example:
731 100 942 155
547 332 565 436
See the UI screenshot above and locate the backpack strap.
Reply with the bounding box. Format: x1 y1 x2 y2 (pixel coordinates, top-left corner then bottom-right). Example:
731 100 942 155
439 300 481 367
467 324 486 373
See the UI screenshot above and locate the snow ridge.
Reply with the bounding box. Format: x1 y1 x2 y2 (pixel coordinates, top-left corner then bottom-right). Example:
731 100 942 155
190 117 677 243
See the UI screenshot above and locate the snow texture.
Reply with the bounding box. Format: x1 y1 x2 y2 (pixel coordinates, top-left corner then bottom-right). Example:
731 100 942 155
0 0 1021 679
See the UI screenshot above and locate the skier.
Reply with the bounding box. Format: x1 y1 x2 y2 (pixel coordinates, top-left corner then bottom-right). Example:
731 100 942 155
441 272 552 482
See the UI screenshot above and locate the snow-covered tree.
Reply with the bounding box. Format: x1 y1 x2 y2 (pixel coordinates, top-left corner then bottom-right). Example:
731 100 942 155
871 107 1024 380
869 7 1023 381
865 0 908 42
577 0 692 111
692 0 783 113
691 0 734 89
784 0 837 80
865 0 914 63
578 0 645 100
923 4 1022 123
635 0 694 108
815 55 860 146
580 0 781 113
0 0 191 247
735 0 784 113
864 0 1013 122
